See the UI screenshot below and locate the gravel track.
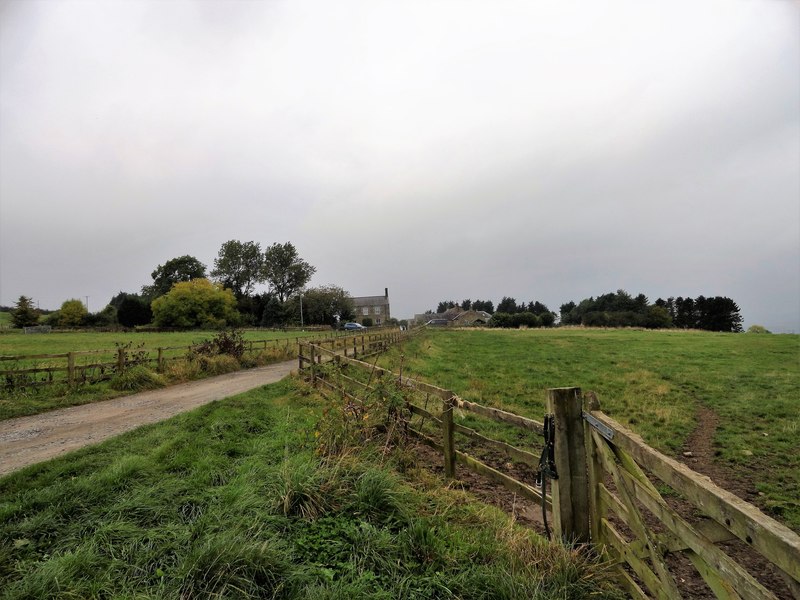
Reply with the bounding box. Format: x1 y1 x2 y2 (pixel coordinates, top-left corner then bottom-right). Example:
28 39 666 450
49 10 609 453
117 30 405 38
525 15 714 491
0 360 295 477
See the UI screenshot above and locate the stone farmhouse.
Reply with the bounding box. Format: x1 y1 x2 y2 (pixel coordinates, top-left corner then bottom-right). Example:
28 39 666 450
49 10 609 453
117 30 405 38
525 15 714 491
351 288 391 326
412 308 492 327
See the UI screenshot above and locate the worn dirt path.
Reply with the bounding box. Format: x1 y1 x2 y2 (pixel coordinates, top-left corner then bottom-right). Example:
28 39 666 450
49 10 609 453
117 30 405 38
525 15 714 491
0 360 296 477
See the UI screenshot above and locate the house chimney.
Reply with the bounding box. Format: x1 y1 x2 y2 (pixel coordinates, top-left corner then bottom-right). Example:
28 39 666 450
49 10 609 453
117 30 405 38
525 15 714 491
385 287 388 299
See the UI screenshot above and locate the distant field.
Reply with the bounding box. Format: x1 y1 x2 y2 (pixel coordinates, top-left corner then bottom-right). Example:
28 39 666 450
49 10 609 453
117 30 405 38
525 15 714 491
380 328 800 530
0 329 327 357
0 312 11 327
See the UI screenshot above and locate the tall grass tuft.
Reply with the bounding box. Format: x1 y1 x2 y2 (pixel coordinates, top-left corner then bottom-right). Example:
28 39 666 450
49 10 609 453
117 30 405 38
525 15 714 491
177 532 294 599
266 456 335 519
108 365 166 391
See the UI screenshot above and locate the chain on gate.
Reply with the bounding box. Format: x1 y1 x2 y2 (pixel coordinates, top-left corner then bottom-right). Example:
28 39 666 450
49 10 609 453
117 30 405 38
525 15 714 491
535 414 558 540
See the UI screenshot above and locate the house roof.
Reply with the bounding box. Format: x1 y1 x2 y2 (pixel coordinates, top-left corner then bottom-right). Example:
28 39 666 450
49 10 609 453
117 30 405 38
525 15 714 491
352 295 389 307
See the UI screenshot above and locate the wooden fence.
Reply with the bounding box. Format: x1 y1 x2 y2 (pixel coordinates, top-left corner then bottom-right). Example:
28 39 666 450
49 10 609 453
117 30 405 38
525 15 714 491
299 342 800 599
0 335 325 389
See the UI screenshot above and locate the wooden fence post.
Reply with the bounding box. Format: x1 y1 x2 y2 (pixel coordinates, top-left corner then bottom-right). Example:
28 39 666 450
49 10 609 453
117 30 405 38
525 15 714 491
310 345 316 385
117 348 125 374
547 387 590 544
67 352 75 386
583 391 603 545
442 392 456 478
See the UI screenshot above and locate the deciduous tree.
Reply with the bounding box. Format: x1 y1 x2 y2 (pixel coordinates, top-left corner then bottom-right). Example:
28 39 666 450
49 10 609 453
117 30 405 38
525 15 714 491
211 241 265 299
142 255 207 298
262 242 316 303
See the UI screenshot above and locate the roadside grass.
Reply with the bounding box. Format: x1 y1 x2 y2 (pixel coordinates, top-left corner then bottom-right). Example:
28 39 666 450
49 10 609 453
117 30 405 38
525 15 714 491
379 328 800 530
0 378 623 599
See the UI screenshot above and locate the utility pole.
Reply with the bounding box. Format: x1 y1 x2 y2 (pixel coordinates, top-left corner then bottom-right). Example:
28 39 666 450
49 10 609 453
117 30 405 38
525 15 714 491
300 293 304 328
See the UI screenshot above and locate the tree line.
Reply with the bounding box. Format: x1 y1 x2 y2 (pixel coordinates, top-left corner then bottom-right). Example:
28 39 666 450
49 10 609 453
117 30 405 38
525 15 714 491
9 241 359 329
559 290 743 332
429 289 743 332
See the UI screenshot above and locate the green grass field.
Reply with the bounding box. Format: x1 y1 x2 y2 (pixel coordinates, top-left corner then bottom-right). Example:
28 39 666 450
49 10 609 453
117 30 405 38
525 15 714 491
0 379 621 599
0 312 11 327
0 328 326 357
379 328 800 530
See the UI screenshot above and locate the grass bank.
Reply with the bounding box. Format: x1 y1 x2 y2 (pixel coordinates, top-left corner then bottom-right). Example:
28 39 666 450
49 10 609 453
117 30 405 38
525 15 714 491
0 378 621 599
378 328 800 530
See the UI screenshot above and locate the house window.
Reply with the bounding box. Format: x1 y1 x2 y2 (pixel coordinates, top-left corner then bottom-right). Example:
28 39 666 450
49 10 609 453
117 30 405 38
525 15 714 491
362 307 369 316
374 306 381 315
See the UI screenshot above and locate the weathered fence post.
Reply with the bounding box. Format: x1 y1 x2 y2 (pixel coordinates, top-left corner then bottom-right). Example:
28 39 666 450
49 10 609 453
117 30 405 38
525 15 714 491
353 337 357 358
361 335 365 354
310 345 316 385
442 392 456 478
547 387 590 544
67 352 75 386
117 348 125 374
582 391 603 544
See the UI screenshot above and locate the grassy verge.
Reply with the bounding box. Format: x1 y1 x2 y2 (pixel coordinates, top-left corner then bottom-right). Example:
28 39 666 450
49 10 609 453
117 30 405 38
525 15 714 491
378 328 800 530
0 378 622 599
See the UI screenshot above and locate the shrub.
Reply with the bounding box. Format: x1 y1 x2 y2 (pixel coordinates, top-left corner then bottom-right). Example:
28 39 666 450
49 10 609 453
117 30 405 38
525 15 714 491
59 299 88 327
109 366 166 391
195 329 246 359
747 324 771 334
362 317 373 327
151 279 240 329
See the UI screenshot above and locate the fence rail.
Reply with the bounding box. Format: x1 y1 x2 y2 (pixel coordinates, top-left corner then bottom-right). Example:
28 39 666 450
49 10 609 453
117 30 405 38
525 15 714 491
0 334 336 389
299 341 800 599
300 339 551 512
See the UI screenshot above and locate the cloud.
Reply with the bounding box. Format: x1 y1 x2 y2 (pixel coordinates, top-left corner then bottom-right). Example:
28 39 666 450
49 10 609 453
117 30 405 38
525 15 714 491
1 0 797 331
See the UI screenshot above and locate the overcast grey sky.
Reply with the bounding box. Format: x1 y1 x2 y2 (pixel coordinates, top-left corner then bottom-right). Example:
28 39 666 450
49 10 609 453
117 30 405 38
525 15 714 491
1 0 798 331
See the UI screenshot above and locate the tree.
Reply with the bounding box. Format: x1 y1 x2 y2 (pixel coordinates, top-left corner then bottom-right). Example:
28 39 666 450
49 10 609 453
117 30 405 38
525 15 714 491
151 279 240 328
211 240 265 299
83 305 118 327
287 285 354 326
59 299 88 327
697 296 743 333
142 255 207 299
11 296 39 327
472 299 494 314
262 242 316 303
117 296 153 327
260 295 287 327
436 300 457 313
461 299 472 311
644 305 672 329
496 297 518 314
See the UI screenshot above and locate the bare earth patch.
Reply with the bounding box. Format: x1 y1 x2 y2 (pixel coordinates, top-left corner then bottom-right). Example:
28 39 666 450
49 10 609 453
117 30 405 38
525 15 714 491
0 360 295 477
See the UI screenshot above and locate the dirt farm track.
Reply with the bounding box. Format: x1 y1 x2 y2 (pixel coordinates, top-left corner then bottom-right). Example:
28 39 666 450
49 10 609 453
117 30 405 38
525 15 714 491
0 360 295 477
